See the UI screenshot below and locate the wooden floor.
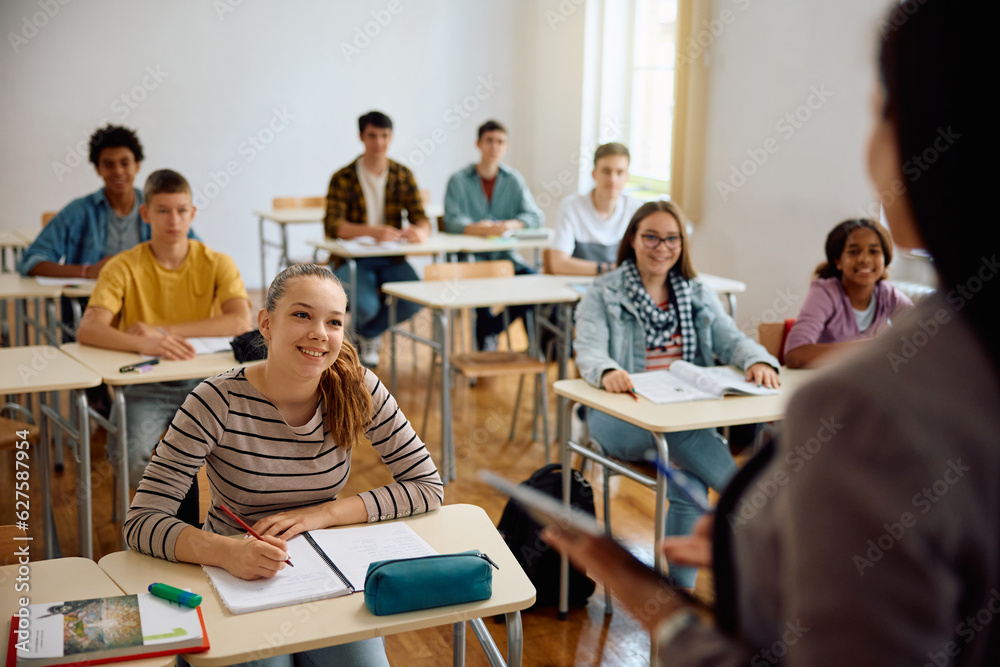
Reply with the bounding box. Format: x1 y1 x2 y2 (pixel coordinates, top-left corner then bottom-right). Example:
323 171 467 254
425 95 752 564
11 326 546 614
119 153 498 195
1 300 714 666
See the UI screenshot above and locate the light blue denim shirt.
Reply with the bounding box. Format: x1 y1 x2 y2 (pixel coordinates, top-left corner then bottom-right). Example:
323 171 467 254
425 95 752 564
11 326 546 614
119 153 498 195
17 187 197 276
443 163 544 263
574 266 779 387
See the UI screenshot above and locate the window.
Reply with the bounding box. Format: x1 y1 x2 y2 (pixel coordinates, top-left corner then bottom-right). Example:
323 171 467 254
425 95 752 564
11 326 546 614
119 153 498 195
629 0 678 191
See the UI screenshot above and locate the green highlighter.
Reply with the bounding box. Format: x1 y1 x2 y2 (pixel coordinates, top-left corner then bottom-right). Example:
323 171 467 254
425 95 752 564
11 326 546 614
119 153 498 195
148 582 202 608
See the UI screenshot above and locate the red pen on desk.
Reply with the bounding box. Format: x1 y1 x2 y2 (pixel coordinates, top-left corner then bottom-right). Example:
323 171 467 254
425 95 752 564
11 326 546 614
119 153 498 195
218 504 294 567
628 387 641 403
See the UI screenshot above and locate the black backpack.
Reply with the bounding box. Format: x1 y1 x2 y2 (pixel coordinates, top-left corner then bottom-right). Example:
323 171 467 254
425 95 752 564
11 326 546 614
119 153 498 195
497 463 597 610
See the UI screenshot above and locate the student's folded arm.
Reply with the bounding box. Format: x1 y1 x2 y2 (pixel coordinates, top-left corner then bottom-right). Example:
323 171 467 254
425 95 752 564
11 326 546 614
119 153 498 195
18 215 72 277
443 175 474 233
547 249 597 276
783 283 838 368
76 306 142 352
162 297 253 338
574 288 623 387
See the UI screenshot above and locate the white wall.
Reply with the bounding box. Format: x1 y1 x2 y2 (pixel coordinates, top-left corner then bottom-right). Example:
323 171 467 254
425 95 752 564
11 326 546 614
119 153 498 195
1 0 571 289
2 0 913 324
691 0 894 334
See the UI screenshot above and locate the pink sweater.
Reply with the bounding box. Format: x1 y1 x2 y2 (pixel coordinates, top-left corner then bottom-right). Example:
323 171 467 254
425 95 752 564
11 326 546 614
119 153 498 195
784 277 914 356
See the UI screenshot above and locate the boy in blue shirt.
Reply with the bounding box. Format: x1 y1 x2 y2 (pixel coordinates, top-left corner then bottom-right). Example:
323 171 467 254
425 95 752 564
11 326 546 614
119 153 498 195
443 120 544 349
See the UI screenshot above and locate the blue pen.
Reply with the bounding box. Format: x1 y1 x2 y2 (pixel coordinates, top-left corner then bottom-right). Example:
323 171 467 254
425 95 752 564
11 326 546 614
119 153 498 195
646 454 713 513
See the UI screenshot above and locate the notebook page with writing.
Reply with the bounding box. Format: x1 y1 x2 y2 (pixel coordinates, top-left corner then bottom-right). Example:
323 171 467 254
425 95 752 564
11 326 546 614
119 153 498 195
306 522 438 591
202 535 350 614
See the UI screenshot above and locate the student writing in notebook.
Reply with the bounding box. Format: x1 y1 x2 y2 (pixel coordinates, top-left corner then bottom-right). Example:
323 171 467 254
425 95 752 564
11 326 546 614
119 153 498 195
784 218 913 368
124 263 443 667
573 200 779 589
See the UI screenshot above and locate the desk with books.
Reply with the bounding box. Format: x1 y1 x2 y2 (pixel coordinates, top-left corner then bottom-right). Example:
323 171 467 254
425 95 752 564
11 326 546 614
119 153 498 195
1 557 176 667
552 368 812 616
98 504 535 667
59 344 263 539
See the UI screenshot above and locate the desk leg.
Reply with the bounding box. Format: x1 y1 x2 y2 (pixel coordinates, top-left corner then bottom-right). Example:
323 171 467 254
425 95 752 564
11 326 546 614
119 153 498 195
505 612 523 667
452 621 465 667
653 433 670 575
558 398 574 619
727 292 737 320
111 387 130 543
469 618 506 667
348 259 358 334
37 393 58 559
258 215 266 290
279 222 290 271
74 389 93 559
440 308 454 482
389 297 398 395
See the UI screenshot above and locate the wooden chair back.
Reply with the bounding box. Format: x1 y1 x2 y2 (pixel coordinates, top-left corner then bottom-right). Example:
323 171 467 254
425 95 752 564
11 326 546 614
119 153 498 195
424 260 514 282
272 196 324 209
758 320 794 365
42 211 57 227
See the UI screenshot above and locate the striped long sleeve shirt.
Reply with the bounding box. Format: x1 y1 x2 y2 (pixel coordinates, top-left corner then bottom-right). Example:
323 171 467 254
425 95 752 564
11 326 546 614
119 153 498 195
124 367 443 561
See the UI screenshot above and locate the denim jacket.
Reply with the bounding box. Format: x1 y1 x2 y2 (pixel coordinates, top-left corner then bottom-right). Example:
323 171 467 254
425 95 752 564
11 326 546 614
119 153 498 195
574 267 779 387
17 187 197 276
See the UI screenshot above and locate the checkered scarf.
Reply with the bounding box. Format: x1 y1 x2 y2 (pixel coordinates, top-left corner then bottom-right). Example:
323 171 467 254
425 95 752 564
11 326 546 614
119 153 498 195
621 259 696 361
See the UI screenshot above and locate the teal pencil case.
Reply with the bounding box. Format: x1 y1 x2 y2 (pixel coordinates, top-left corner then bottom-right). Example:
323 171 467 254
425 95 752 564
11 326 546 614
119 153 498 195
363 550 498 616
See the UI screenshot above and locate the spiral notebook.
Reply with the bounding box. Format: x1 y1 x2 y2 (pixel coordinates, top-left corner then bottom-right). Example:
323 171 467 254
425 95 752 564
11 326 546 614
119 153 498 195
203 522 437 614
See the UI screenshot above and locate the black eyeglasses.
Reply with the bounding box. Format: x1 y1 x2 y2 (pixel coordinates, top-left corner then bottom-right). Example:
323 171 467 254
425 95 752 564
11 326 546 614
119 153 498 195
639 233 682 249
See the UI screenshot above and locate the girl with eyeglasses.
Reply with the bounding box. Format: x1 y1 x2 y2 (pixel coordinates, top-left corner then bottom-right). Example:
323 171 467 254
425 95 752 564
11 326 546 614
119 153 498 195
573 199 779 589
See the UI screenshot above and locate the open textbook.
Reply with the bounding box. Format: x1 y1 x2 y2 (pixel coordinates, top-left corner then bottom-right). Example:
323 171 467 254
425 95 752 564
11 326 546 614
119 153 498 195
629 360 780 405
203 522 437 614
8 593 208 667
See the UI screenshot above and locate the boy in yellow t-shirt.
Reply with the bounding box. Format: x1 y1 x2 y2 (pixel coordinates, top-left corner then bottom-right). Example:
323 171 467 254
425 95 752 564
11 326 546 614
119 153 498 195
78 169 252 523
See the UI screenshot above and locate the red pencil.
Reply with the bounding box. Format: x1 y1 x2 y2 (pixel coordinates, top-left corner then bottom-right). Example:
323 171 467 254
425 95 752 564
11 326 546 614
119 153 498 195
218 504 294 567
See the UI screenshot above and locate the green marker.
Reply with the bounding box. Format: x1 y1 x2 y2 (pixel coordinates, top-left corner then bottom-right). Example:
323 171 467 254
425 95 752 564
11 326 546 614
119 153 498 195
148 582 202 608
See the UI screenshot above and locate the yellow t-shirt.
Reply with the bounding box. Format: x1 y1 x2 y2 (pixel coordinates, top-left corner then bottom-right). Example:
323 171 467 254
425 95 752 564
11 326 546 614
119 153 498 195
88 241 249 331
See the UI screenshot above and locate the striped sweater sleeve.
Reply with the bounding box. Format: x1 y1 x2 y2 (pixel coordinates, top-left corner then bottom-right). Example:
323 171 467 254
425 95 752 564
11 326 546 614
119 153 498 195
359 370 443 521
122 377 230 561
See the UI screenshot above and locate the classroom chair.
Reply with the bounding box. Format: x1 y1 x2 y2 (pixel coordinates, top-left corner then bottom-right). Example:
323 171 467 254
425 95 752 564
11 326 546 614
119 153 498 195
757 319 795 366
0 524 30 565
420 260 551 457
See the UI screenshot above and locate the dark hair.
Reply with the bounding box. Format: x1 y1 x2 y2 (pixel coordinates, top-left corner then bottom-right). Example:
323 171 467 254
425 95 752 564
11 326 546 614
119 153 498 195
358 111 393 134
88 124 144 166
594 142 630 167
814 219 893 281
879 0 995 370
142 169 191 205
615 200 696 280
263 263 371 450
477 120 507 139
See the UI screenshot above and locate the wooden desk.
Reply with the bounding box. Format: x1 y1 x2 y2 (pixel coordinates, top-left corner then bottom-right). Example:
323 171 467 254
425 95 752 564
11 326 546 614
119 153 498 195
60 343 263 534
0 558 175 667
552 369 812 615
0 229 30 274
0 348 102 559
382 275 581 482
98 504 534 667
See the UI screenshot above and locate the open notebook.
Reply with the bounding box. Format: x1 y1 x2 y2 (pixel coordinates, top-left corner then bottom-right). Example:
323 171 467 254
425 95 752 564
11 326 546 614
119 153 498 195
203 522 437 614
630 360 780 405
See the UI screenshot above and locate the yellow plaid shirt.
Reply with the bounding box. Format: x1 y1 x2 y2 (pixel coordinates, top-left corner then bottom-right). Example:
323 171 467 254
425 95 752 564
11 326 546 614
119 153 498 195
324 157 426 238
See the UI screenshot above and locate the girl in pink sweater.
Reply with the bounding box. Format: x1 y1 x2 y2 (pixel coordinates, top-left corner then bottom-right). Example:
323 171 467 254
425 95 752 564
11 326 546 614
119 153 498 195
784 218 913 368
